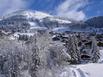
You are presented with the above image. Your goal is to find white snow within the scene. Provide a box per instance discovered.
[21,70,31,77]
[30,26,47,30]
[9,36,16,40]
[22,10,52,19]
[29,22,37,27]
[9,32,35,40]
[13,32,35,37]
[34,11,52,19]
[4,10,52,19]
[69,50,103,77]
[50,17,71,24]
[52,27,70,33]
[56,63,103,77]
[20,10,52,19]
[76,63,103,77]
[56,50,103,77]
[3,10,72,25]
[99,49,103,62]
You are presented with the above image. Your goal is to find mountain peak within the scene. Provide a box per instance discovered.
[3,10,53,19]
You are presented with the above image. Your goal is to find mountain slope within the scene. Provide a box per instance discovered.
[85,16,103,28]
[0,10,72,33]
[3,10,53,19]
[0,10,103,34]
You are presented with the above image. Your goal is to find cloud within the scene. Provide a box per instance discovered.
[0,0,28,16]
[56,0,88,21]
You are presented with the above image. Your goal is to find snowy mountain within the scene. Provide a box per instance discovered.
[84,16,103,33]
[0,10,103,34]
[4,10,53,20]
[85,16,103,28]
[0,10,72,33]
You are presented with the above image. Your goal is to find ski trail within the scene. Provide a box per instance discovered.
[70,66,89,77]
[77,68,89,77]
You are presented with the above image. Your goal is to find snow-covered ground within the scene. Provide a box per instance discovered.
[0,46,102,77]
[58,50,103,77]
[58,63,103,77]
[75,63,103,77]
[71,49,103,77]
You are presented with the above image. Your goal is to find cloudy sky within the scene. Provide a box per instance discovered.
[0,0,103,21]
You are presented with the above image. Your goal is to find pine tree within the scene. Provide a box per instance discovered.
[91,36,100,63]
[63,34,80,64]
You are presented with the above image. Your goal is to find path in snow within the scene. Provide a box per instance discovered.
[70,66,89,77]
